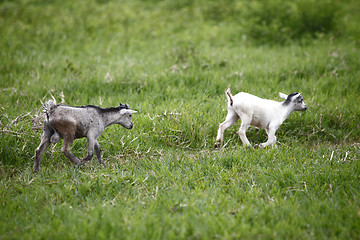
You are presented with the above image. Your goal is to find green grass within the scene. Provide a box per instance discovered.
[1,0,360,239]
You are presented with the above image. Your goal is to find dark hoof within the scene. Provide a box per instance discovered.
[78,161,86,166]
[33,164,40,173]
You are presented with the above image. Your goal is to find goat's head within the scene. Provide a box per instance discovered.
[117,104,137,129]
[279,92,307,111]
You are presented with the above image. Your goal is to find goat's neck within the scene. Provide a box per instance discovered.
[102,112,122,127]
[278,103,295,123]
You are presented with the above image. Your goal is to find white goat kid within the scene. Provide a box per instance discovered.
[34,100,137,172]
[215,87,307,148]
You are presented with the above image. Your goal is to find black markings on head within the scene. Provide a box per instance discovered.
[118,103,130,110]
[283,92,300,105]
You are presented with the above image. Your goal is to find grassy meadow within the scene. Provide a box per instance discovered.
[1,0,360,239]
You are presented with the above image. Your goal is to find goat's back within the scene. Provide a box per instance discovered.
[49,105,99,121]
[233,92,278,106]
[231,92,282,128]
[47,105,105,138]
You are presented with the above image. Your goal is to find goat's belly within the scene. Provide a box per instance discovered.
[251,117,267,129]
[251,121,265,129]
[75,127,88,138]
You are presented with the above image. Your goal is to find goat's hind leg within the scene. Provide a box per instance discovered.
[237,114,252,147]
[61,134,81,166]
[215,109,239,148]
[34,129,52,172]
[238,122,251,147]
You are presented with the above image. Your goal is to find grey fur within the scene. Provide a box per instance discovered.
[34,100,137,172]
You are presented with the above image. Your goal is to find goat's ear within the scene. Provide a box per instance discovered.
[122,109,138,114]
[119,103,131,109]
[279,92,288,100]
[293,93,301,99]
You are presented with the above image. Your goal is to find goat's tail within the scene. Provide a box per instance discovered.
[225,86,233,106]
[43,100,56,121]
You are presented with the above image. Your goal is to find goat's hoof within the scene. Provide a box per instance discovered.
[79,161,86,166]
[215,140,222,148]
[253,144,260,149]
[33,163,40,173]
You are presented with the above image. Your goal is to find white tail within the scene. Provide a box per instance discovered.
[43,100,57,121]
[225,86,233,106]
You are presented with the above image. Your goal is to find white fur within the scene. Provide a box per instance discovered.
[215,87,307,148]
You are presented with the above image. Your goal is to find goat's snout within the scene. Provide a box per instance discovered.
[301,104,307,111]
[127,123,133,129]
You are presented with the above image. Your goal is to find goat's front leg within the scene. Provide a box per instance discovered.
[81,137,96,165]
[258,128,277,148]
[215,110,239,148]
[61,134,81,166]
[94,141,105,167]
[34,130,52,172]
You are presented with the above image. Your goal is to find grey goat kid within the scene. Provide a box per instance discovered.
[34,100,137,172]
